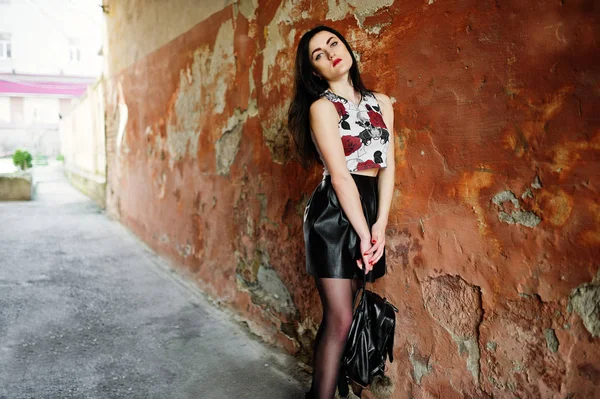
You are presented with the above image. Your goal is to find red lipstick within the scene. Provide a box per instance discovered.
[333,58,342,67]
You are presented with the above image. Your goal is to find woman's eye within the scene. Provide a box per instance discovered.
[316,53,322,60]
[332,41,337,46]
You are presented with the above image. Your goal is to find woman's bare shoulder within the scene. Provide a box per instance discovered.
[371,92,392,108]
[309,97,337,118]
[310,96,334,109]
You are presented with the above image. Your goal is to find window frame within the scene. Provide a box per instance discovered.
[69,45,81,63]
[0,40,11,60]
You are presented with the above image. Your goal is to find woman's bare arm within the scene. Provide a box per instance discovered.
[309,98,373,267]
[373,92,395,226]
[363,92,395,264]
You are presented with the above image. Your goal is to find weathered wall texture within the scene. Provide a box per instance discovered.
[101,0,237,76]
[102,0,599,397]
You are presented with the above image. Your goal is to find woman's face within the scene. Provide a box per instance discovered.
[308,31,353,82]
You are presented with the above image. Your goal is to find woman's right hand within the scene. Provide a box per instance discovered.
[357,237,374,274]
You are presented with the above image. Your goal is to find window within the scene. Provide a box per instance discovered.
[69,46,81,62]
[0,33,11,60]
[68,38,81,63]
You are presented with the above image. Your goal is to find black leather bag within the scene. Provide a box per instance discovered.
[342,271,398,387]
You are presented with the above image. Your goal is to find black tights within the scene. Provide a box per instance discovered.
[309,277,362,399]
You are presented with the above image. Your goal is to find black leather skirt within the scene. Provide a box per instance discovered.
[303,174,386,282]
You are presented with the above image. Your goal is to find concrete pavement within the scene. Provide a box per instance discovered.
[0,164,308,399]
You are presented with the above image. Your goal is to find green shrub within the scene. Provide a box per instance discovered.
[12,150,33,170]
[56,154,64,162]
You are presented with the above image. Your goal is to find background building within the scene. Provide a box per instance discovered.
[0,0,103,158]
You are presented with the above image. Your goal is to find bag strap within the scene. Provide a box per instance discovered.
[351,268,369,309]
[387,324,395,363]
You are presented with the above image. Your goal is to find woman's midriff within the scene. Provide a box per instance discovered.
[351,168,380,178]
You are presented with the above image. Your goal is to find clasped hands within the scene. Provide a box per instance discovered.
[357,219,386,274]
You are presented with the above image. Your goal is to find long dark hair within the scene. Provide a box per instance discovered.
[287,25,369,168]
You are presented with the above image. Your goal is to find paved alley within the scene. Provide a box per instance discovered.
[0,164,307,399]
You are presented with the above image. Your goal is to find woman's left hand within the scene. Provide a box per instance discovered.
[364,220,386,265]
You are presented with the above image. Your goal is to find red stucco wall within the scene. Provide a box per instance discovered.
[103,0,599,397]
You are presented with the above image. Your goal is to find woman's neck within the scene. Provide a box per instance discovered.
[328,79,360,104]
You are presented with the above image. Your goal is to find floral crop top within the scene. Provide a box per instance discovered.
[313,89,390,176]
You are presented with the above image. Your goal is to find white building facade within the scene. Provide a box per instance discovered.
[0,0,103,157]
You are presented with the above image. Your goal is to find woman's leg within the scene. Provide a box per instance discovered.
[336,277,365,397]
[309,276,360,398]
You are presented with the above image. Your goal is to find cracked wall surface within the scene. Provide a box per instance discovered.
[102,0,600,397]
[421,275,483,394]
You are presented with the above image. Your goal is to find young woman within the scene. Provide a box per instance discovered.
[287,25,395,399]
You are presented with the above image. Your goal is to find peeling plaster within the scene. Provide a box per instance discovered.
[116,80,129,157]
[568,271,600,338]
[236,251,297,316]
[492,190,541,228]
[498,209,541,228]
[364,22,392,36]
[326,0,351,21]
[262,0,297,85]
[176,242,194,258]
[237,0,258,21]
[262,110,291,164]
[216,93,258,175]
[544,328,559,353]
[166,19,236,167]
[326,0,394,26]
[216,110,246,175]
[208,19,236,78]
[492,191,521,209]
[257,265,294,311]
[148,129,165,160]
[155,172,167,199]
[248,61,257,97]
[104,0,236,74]
[422,275,483,384]
[461,336,482,383]
[214,76,228,114]
[409,345,433,385]
[260,2,299,163]
[166,47,208,165]
[521,187,534,199]
[215,122,243,175]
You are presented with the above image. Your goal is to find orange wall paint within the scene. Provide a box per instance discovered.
[103,1,600,397]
